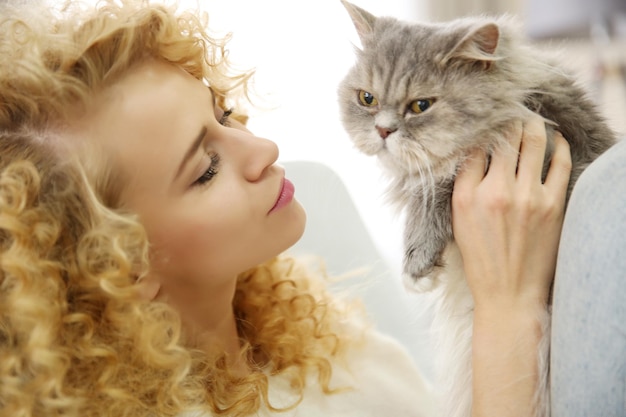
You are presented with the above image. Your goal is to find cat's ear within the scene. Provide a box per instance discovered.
[340,0,376,43]
[440,22,500,69]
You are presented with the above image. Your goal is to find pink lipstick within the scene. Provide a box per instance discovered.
[269,178,295,213]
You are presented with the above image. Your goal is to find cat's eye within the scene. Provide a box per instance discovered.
[357,90,378,107]
[409,98,435,114]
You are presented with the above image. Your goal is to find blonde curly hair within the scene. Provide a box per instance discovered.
[0,1,359,416]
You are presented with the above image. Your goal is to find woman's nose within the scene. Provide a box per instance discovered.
[234,131,279,181]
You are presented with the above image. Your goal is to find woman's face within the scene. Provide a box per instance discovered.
[74,60,306,300]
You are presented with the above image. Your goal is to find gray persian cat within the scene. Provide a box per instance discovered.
[337,1,617,416]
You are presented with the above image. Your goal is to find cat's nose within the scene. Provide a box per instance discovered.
[376,125,397,139]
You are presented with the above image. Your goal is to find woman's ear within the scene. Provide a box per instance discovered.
[135,274,161,301]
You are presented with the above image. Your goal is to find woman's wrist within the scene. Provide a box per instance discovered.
[473,300,547,365]
[473,301,547,353]
[471,302,548,417]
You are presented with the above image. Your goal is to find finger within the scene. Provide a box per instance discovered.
[517,113,548,180]
[543,132,572,199]
[455,148,488,188]
[488,119,523,175]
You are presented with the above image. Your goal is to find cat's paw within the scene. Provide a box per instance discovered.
[402,243,462,293]
[402,247,445,292]
[402,271,439,293]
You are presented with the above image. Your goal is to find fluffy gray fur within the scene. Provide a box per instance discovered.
[337,1,617,416]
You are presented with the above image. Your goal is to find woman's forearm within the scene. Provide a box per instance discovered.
[471,302,547,417]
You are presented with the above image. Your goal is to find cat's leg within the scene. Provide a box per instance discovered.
[402,179,454,292]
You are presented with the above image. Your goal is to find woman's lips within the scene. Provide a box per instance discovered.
[268,177,295,213]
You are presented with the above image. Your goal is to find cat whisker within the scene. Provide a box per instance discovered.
[405,147,435,226]
[423,154,437,212]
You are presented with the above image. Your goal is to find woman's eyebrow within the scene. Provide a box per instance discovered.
[174,125,207,181]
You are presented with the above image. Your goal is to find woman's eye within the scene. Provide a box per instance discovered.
[219,108,233,126]
[193,153,220,187]
[409,98,435,114]
[357,90,378,107]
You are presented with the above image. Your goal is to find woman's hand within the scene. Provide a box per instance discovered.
[452,113,572,310]
[452,113,572,417]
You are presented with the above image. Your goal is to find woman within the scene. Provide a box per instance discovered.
[0,1,572,416]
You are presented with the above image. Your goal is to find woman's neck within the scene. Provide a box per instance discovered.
[158,278,247,372]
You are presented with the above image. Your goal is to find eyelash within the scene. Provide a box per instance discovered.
[191,108,233,187]
[219,108,233,126]
[193,153,221,187]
